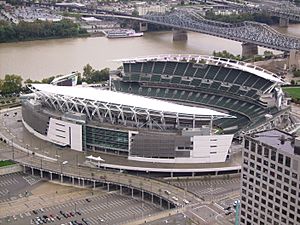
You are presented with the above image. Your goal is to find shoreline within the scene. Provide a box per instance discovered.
[0,33,91,45]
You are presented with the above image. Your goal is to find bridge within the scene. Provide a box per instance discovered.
[87,10,300,53]
[208,0,300,25]
[27,1,300,54]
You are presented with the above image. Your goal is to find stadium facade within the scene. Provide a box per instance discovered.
[22,54,292,165]
[23,83,235,164]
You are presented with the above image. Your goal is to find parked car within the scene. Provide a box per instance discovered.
[172,196,178,201]
[225,210,233,215]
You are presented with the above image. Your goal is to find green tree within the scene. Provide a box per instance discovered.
[132,9,139,17]
[83,64,94,82]
[97,68,109,82]
[76,72,83,85]
[253,55,263,62]
[24,78,33,84]
[24,78,41,84]
[1,74,22,95]
[263,51,274,60]
[213,50,242,61]
[0,19,88,43]
[291,79,296,85]
[293,70,300,78]
[41,76,55,84]
[205,11,277,24]
[82,64,109,84]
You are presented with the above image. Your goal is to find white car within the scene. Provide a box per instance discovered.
[183,199,189,204]
[164,190,171,195]
[172,196,178,201]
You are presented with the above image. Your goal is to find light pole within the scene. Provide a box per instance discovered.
[61,161,68,174]
[26,144,29,156]
[11,138,14,160]
[234,201,240,225]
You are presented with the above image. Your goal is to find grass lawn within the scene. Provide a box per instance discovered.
[282,87,300,99]
[0,160,15,167]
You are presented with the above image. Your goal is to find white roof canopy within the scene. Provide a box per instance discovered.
[31,84,231,118]
[86,155,105,162]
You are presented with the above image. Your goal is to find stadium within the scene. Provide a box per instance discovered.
[21,54,294,173]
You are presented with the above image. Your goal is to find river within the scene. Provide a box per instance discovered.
[0,24,300,80]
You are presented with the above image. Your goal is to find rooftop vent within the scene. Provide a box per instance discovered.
[279,135,286,145]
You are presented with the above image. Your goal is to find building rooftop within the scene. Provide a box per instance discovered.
[252,129,295,155]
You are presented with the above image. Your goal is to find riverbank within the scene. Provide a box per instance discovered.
[0,19,88,43]
[0,33,90,44]
[0,23,299,80]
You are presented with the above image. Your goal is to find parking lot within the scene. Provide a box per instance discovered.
[1,192,162,225]
[0,172,41,203]
[167,177,240,225]
[171,177,240,201]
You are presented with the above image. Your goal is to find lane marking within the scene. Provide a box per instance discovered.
[214,203,224,210]
[189,210,206,222]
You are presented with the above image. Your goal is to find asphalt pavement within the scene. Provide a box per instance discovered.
[1,192,161,225]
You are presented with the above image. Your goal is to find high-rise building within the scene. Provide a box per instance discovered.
[241,129,300,225]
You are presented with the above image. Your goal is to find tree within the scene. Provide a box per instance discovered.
[41,76,55,84]
[82,64,109,84]
[293,70,300,78]
[1,74,22,95]
[24,78,33,84]
[263,51,274,60]
[132,9,139,17]
[83,64,94,82]
[0,19,88,43]
[24,78,41,84]
[213,50,242,61]
[76,73,83,85]
[0,79,3,93]
[97,68,109,82]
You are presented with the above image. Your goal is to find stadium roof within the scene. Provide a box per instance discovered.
[51,73,77,85]
[116,54,285,84]
[31,84,232,118]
